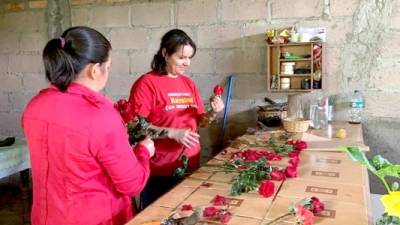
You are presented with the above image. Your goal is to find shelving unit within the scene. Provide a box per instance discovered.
[266,42,325,92]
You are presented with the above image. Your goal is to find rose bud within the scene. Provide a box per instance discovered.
[213,85,224,96]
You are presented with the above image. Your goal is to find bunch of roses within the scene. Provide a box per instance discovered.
[266,197,325,225]
[180,195,232,224]
[232,149,282,162]
[114,99,135,123]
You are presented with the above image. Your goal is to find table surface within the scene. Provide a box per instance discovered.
[0,137,30,179]
[126,122,372,225]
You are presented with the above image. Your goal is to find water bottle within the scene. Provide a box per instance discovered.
[349,90,365,124]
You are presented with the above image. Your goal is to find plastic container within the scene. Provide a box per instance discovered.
[281,62,295,75]
[349,90,365,124]
[280,78,290,89]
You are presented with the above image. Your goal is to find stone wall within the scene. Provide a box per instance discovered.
[0,0,400,193]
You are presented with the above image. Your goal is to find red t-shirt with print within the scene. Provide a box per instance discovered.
[129,71,205,176]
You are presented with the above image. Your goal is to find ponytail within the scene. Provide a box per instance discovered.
[42,26,111,92]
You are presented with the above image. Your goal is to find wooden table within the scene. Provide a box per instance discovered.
[126,122,372,225]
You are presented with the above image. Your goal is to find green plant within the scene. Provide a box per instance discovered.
[343,146,400,225]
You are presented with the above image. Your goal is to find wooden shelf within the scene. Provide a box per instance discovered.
[266,42,325,93]
[280,58,311,62]
[280,74,311,77]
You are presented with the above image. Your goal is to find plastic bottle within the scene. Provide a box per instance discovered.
[349,90,365,124]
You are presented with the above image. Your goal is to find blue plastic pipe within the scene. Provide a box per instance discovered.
[220,74,235,147]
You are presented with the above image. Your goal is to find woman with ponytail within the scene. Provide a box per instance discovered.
[128,29,225,209]
[22,26,155,225]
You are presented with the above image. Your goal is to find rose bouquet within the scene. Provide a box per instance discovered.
[343,146,400,225]
[265,197,325,225]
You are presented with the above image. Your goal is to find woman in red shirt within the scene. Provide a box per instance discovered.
[22,26,154,225]
[129,29,224,209]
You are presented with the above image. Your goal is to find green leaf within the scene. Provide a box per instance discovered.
[342,146,376,172]
[372,155,392,170]
[376,165,400,178]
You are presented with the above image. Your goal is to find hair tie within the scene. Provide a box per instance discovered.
[59,37,65,49]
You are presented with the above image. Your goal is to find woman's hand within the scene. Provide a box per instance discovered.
[138,137,155,157]
[210,96,224,113]
[167,128,200,148]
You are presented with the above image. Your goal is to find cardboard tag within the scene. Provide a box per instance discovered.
[316,158,341,164]
[316,209,336,218]
[311,170,340,178]
[305,186,338,195]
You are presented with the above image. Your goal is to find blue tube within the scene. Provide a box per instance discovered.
[220,75,235,147]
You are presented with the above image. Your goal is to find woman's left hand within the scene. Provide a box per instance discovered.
[210,96,224,113]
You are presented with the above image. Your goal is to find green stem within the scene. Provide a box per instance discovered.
[376,174,391,193]
[264,212,292,225]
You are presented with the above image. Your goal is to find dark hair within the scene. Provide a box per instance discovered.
[151,29,196,75]
[42,26,112,92]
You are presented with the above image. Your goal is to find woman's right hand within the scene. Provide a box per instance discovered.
[167,128,200,148]
[138,137,155,157]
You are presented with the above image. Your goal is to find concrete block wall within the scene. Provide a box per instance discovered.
[1,1,400,191]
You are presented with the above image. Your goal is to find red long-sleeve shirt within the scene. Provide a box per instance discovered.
[22,83,150,225]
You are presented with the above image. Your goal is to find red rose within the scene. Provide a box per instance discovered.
[219,211,232,224]
[181,204,193,211]
[212,195,227,206]
[289,157,300,167]
[295,205,314,225]
[213,85,224,96]
[288,150,300,158]
[258,180,275,198]
[114,99,135,123]
[270,169,285,181]
[310,197,325,214]
[285,166,298,178]
[295,140,308,151]
[203,207,218,217]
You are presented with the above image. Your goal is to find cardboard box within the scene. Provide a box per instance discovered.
[296,165,363,185]
[125,206,171,225]
[300,151,362,170]
[278,179,366,205]
[266,196,369,225]
[152,185,197,208]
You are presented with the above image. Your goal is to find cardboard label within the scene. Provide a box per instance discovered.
[311,170,340,178]
[210,197,243,206]
[305,186,338,195]
[316,158,342,164]
[316,209,336,218]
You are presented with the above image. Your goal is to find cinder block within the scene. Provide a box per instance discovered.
[20,32,48,52]
[28,1,47,9]
[130,51,153,74]
[105,0,129,3]
[72,8,89,26]
[0,93,11,112]
[366,91,400,118]
[105,74,135,96]
[0,55,8,72]
[301,18,353,47]
[91,5,130,27]
[131,3,172,26]
[390,1,400,29]
[216,48,262,73]
[191,74,229,99]
[0,11,46,32]
[197,25,241,48]
[243,20,268,47]
[177,0,217,25]
[369,58,400,90]
[381,31,400,58]
[271,0,323,19]
[22,73,48,93]
[10,93,34,112]
[71,0,94,6]
[0,111,24,136]
[110,28,149,50]
[9,55,43,73]
[110,51,130,74]
[326,47,343,79]
[221,0,268,21]
[232,74,268,99]
[187,50,215,74]
[1,74,23,92]
[148,27,196,50]
[331,0,359,17]
[0,31,19,54]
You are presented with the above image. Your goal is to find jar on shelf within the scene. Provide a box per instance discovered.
[281,62,295,75]
[280,78,290,89]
